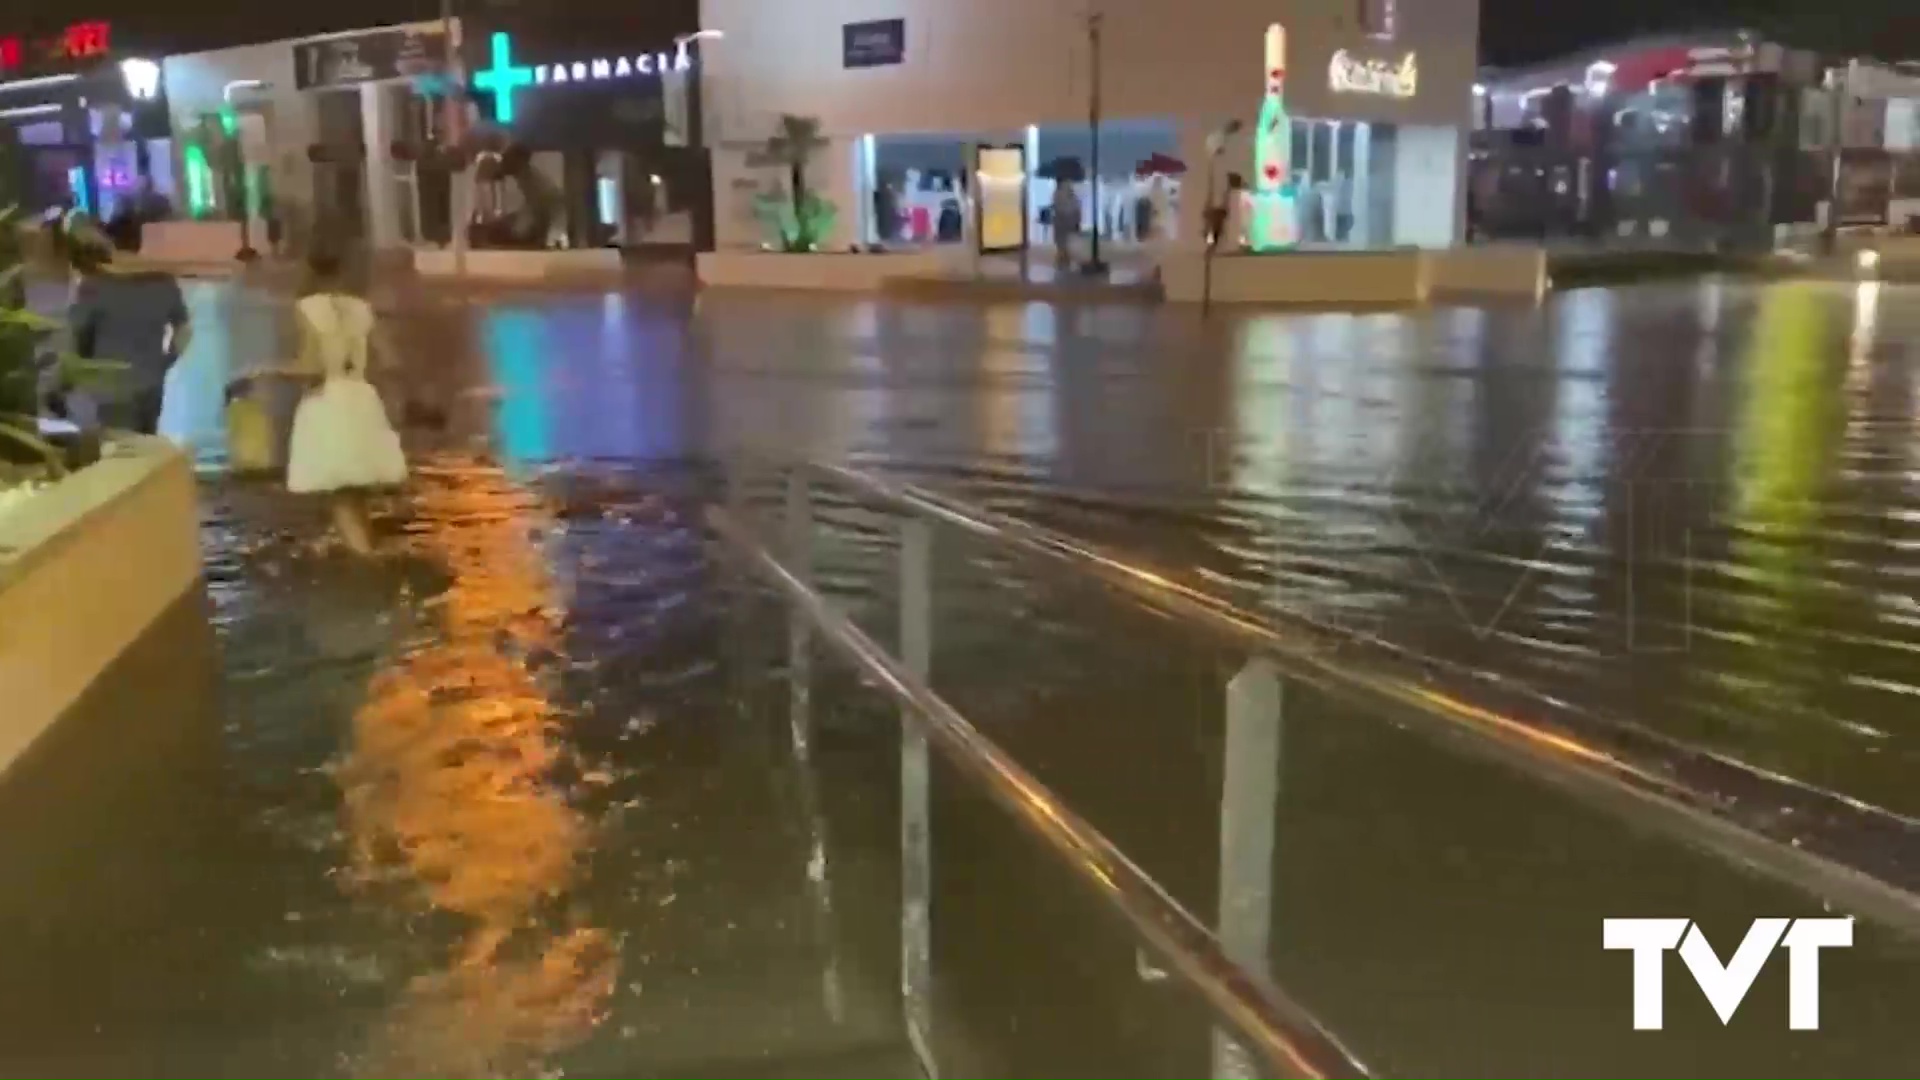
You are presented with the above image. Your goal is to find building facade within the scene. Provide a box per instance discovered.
[1471,32,1920,245]
[1,20,174,221]
[458,4,713,251]
[161,20,457,255]
[697,0,1479,255]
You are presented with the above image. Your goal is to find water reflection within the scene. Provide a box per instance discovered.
[338,459,614,1076]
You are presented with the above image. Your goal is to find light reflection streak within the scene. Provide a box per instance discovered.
[1715,284,1851,738]
[339,459,613,1076]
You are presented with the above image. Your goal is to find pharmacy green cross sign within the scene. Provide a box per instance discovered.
[472,31,534,124]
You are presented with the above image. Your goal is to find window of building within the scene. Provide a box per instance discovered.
[1359,0,1397,39]
[14,120,65,146]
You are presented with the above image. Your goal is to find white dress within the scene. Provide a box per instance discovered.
[285,293,408,494]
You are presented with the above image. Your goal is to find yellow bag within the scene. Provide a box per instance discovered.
[226,393,276,474]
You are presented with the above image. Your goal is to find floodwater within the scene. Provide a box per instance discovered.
[4,276,1920,1076]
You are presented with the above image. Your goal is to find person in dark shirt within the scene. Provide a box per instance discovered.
[69,216,192,435]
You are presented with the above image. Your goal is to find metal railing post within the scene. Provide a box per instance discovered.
[723,456,752,717]
[900,517,937,1077]
[1213,658,1284,1080]
[787,470,815,750]
[785,468,845,1023]
[705,504,1367,1079]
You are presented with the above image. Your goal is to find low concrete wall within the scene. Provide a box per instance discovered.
[0,438,201,775]
[414,247,624,281]
[1423,245,1549,301]
[696,249,952,291]
[1162,249,1426,306]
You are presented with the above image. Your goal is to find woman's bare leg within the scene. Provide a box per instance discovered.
[331,491,375,556]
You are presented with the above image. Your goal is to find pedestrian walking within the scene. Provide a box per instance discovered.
[68,215,192,435]
[1052,179,1082,267]
[283,249,407,556]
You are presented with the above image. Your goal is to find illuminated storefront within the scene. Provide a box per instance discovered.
[1461,31,1920,246]
[0,20,176,220]
[461,16,713,250]
[697,0,1478,256]
[162,20,458,252]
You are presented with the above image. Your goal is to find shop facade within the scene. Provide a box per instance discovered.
[697,0,1479,258]
[1470,32,1830,247]
[160,19,456,256]
[0,20,175,221]
[457,7,714,253]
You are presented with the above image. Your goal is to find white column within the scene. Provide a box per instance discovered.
[1174,120,1217,254]
[1352,122,1373,246]
[1024,124,1041,247]
[816,135,859,251]
[359,83,402,250]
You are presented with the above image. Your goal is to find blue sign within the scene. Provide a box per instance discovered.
[842,19,905,69]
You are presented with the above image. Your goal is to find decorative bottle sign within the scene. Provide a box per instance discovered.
[1249,23,1299,252]
[1328,50,1418,98]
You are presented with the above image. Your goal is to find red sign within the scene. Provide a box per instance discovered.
[0,21,111,75]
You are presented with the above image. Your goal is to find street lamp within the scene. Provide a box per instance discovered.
[222,79,269,261]
[1200,119,1244,315]
[1082,11,1107,277]
[674,28,724,59]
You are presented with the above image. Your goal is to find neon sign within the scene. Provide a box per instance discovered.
[1250,23,1298,251]
[473,30,696,125]
[0,21,111,75]
[472,32,534,124]
[1329,50,1417,98]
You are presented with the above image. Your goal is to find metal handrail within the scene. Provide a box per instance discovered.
[811,462,1920,938]
[708,506,1371,1080]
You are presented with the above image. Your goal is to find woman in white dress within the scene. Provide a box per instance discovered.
[285,251,407,556]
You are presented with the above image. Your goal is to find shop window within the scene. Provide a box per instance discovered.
[1358,0,1397,39]
[14,120,64,146]
[1893,154,1920,199]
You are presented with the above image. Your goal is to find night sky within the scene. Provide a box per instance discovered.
[6,0,1919,68]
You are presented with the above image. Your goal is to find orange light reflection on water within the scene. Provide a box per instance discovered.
[338,459,615,1077]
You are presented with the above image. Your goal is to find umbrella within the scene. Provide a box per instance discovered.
[1035,156,1086,183]
[1135,152,1187,177]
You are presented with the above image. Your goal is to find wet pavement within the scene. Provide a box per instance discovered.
[5,276,1920,1075]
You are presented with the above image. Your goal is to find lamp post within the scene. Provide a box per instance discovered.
[1201,119,1243,316]
[669,29,723,247]
[439,0,469,275]
[1082,10,1108,276]
[222,79,269,261]
[670,29,723,148]
[1821,63,1847,256]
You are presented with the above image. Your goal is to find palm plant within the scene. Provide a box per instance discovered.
[1,207,56,470]
[1,206,120,477]
[748,114,837,251]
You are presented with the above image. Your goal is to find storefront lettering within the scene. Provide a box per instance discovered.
[475,30,696,123]
[533,49,689,86]
[1328,49,1417,98]
[0,20,111,75]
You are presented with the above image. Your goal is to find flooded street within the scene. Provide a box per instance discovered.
[5,276,1920,1076]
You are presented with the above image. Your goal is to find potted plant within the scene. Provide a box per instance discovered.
[1,205,120,483]
[749,114,837,252]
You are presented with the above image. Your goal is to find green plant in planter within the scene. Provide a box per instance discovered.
[748,114,837,252]
[0,207,120,477]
